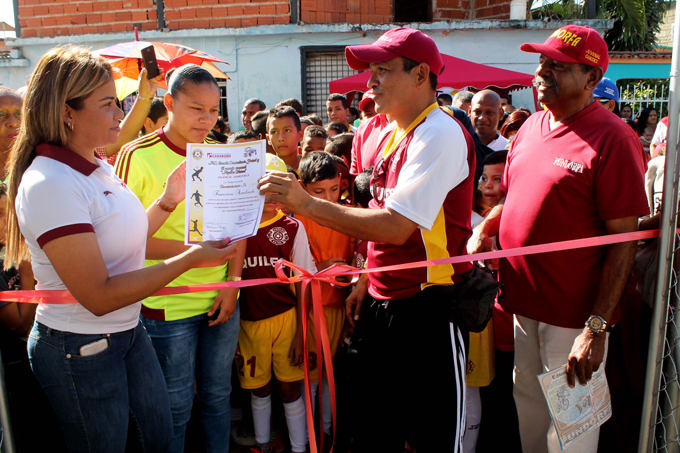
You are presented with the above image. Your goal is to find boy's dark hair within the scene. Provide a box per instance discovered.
[214,116,228,134]
[244,98,266,111]
[327,122,348,135]
[267,106,301,133]
[349,107,359,118]
[250,110,269,139]
[227,130,257,144]
[303,125,328,140]
[402,57,438,92]
[276,98,304,116]
[353,168,373,207]
[325,133,353,163]
[168,64,219,96]
[306,114,323,126]
[300,117,314,126]
[483,150,508,166]
[437,93,453,105]
[298,151,339,184]
[286,166,299,179]
[141,98,167,135]
[326,93,348,109]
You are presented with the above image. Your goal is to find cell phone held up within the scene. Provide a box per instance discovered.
[140,45,160,80]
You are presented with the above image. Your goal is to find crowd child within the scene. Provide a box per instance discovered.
[300,116,314,133]
[9,47,237,453]
[474,150,522,453]
[260,27,475,452]
[499,110,530,148]
[296,152,357,442]
[306,114,324,126]
[325,132,353,167]
[637,106,659,137]
[326,93,355,132]
[276,98,304,116]
[347,106,359,125]
[651,115,669,158]
[250,109,278,156]
[141,97,169,136]
[326,121,348,138]
[300,125,328,155]
[209,115,230,143]
[115,64,246,453]
[437,93,453,106]
[268,106,303,169]
[229,129,258,144]
[640,126,654,156]
[621,103,633,119]
[349,109,388,176]
[238,153,316,453]
[352,168,373,209]
[242,98,267,132]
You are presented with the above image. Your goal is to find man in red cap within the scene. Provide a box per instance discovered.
[260,27,476,451]
[350,90,388,176]
[470,25,649,452]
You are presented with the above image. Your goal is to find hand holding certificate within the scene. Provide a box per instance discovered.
[185,140,267,245]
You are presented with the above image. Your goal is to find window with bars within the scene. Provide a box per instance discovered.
[300,46,363,118]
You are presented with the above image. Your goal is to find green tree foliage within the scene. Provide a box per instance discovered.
[602,0,664,51]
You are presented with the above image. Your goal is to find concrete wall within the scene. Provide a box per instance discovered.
[1,20,611,122]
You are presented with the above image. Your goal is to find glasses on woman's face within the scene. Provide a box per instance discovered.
[371,157,387,206]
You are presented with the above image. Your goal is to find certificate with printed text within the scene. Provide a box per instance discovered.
[184,140,266,245]
[538,364,612,450]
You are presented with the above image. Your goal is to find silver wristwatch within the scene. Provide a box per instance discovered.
[585,315,608,334]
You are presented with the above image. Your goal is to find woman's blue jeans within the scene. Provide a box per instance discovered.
[141,305,240,453]
[28,321,173,453]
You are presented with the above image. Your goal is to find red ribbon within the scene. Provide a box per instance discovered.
[0,227,662,453]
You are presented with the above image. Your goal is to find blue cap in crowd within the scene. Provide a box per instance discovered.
[594,77,619,102]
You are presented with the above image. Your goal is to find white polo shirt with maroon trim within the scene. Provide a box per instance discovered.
[17,144,148,334]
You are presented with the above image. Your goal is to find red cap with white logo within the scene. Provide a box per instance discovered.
[345,28,445,76]
[520,25,609,73]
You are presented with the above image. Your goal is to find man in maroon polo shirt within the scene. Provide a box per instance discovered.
[470,25,649,452]
[260,28,476,452]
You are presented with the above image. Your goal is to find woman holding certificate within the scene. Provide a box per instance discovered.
[115,64,246,453]
[5,47,238,452]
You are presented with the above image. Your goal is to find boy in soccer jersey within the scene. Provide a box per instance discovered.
[237,154,317,453]
[267,106,303,170]
[295,152,357,438]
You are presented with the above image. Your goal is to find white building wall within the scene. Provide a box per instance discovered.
[1,20,611,124]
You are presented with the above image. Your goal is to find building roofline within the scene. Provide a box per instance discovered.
[7,19,614,47]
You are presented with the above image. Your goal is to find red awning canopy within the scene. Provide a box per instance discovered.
[329,53,535,95]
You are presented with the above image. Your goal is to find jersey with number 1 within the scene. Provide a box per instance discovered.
[240,211,316,322]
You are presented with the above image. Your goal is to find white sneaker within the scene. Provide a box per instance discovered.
[231,420,257,446]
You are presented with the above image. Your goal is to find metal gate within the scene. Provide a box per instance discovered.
[300,46,363,118]
[618,79,670,119]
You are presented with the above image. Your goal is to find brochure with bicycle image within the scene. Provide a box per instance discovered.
[538,364,612,450]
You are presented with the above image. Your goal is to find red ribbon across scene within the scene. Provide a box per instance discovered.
[0,228,662,453]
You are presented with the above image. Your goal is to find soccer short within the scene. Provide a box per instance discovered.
[237,307,304,389]
[307,305,345,381]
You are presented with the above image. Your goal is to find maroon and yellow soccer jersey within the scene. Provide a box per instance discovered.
[297,215,356,308]
[368,107,476,301]
[240,211,316,321]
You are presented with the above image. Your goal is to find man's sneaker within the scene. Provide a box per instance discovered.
[231,420,257,446]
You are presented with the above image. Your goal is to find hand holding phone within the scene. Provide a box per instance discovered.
[140,45,160,80]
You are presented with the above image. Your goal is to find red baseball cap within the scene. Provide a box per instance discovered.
[345,28,444,76]
[520,25,609,73]
[359,90,375,111]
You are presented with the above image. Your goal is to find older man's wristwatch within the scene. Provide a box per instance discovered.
[585,315,609,334]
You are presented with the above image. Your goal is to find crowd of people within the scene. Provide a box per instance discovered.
[0,23,666,453]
